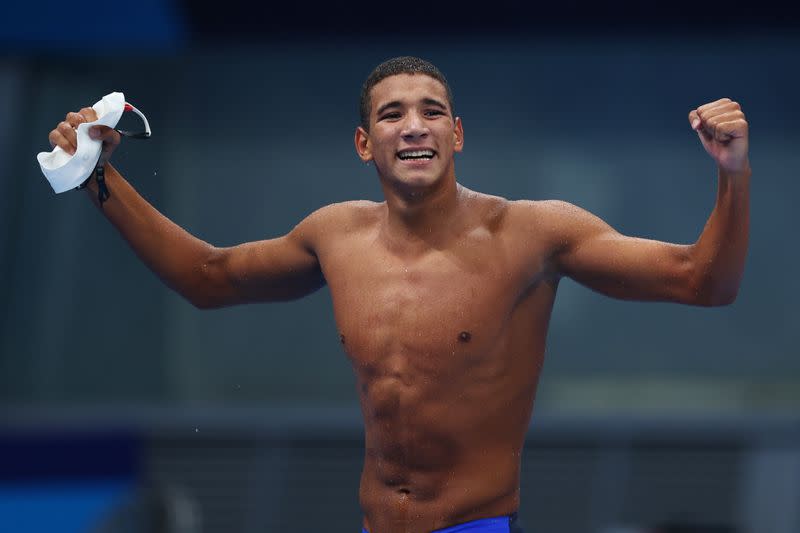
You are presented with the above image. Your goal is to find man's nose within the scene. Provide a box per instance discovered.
[401,112,429,140]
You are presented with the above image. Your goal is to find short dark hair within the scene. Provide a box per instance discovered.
[359,56,454,131]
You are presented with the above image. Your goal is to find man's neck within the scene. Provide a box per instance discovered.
[379,175,465,253]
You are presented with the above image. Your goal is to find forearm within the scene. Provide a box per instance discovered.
[690,165,750,305]
[83,163,217,306]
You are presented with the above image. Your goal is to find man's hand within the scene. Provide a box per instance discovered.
[48,107,121,163]
[688,98,749,175]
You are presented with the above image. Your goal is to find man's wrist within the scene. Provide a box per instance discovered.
[75,163,111,205]
[76,170,95,190]
[719,162,751,181]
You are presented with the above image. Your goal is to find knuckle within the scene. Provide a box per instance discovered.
[79,108,96,120]
[57,121,72,133]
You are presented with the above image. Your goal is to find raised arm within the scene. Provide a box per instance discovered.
[48,106,326,309]
[547,98,750,306]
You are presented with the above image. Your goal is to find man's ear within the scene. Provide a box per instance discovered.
[453,117,464,153]
[355,126,373,162]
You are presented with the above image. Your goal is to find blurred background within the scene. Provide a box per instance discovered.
[1,1,799,532]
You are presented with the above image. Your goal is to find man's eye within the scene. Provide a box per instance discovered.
[425,110,445,117]
[381,112,401,120]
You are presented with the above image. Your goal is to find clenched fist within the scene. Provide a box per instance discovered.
[48,107,121,163]
[688,98,749,176]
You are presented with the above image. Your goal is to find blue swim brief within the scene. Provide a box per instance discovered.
[361,512,523,533]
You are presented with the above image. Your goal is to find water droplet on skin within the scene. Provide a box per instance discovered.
[153,171,157,176]
[194,428,199,433]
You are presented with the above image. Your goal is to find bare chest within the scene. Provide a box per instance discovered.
[320,232,539,377]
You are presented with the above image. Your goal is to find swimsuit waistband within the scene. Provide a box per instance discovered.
[361,512,519,533]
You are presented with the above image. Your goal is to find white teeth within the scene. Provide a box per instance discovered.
[398,150,435,160]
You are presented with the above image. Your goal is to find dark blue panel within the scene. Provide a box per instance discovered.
[0,430,141,482]
[0,0,185,51]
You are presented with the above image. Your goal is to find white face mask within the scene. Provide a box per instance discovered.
[36,92,151,194]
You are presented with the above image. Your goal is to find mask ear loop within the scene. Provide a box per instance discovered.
[116,103,152,139]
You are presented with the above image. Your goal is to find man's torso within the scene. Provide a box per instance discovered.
[311,191,560,532]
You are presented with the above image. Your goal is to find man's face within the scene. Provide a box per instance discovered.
[355,73,463,190]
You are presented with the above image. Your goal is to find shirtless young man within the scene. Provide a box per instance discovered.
[47,57,750,533]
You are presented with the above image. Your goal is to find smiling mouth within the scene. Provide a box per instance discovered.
[396,149,436,161]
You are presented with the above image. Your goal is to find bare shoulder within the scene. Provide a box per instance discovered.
[503,198,615,263]
[292,200,384,247]
[503,198,572,236]
[507,198,581,223]
[300,199,383,228]
[459,189,584,238]
[507,199,607,234]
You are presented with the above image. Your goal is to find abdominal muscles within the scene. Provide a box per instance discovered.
[353,324,537,507]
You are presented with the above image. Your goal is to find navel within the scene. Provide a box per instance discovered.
[458,331,472,342]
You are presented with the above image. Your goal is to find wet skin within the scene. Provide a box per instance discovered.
[52,73,749,533]
[318,193,557,533]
